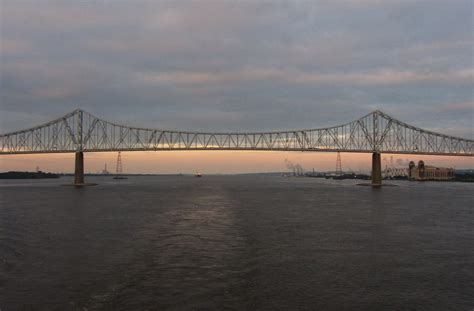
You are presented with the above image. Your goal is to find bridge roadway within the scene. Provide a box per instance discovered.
[0,109,472,186]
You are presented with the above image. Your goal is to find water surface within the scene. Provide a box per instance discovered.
[1,176,473,310]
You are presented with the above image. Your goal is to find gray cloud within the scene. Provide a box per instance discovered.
[1,0,472,137]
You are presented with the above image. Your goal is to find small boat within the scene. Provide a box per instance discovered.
[113,175,128,180]
[195,172,202,177]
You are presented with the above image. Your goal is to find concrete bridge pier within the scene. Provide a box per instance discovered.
[74,151,85,185]
[70,152,97,187]
[371,152,382,187]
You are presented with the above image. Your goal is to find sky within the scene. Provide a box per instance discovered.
[0,0,473,173]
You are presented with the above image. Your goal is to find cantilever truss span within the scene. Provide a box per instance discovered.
[0,109,472,156]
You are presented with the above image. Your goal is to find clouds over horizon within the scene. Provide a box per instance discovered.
[1,0,473,137]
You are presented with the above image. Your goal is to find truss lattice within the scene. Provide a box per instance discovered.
[0,109,472,156]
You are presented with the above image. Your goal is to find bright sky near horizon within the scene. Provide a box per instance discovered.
[0,0,473,173]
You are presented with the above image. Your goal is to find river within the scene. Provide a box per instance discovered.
[1,176,473,310]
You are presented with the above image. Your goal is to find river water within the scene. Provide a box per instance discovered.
[0,176,473,310]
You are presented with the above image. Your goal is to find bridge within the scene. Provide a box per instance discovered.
[1,109,472,186]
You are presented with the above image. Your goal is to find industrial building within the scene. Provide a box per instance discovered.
[408,161,455,181]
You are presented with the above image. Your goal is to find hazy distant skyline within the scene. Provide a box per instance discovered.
[1,0,473,172]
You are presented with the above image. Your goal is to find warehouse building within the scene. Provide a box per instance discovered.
[408,160,455,181]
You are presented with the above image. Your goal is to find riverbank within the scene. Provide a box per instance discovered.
[0,171,59,179]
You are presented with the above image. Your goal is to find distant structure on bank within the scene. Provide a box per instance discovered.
[382,156,408,178]
[116,152,123,175]
[113,151,127,179]
[335,152,342,176]
[101,164,110,175]
[284,159,304,176]
[383,167,408,178]
[408,161,455,181]
[293,166,304,176]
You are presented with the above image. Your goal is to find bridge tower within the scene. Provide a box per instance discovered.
[370,111,383,187]
[74,110,85,185]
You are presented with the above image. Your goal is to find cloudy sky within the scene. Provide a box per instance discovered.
[0,0,473,173]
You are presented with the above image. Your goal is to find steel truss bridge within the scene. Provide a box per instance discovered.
[1,109,472,186]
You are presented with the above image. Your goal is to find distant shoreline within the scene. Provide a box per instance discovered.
[1,171,473,182]
[0,171,60,179]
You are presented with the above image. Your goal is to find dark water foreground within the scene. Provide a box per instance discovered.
[1,176,473,310]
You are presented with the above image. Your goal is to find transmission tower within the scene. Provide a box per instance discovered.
[336,152,342,176]
[116,151,123,175]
